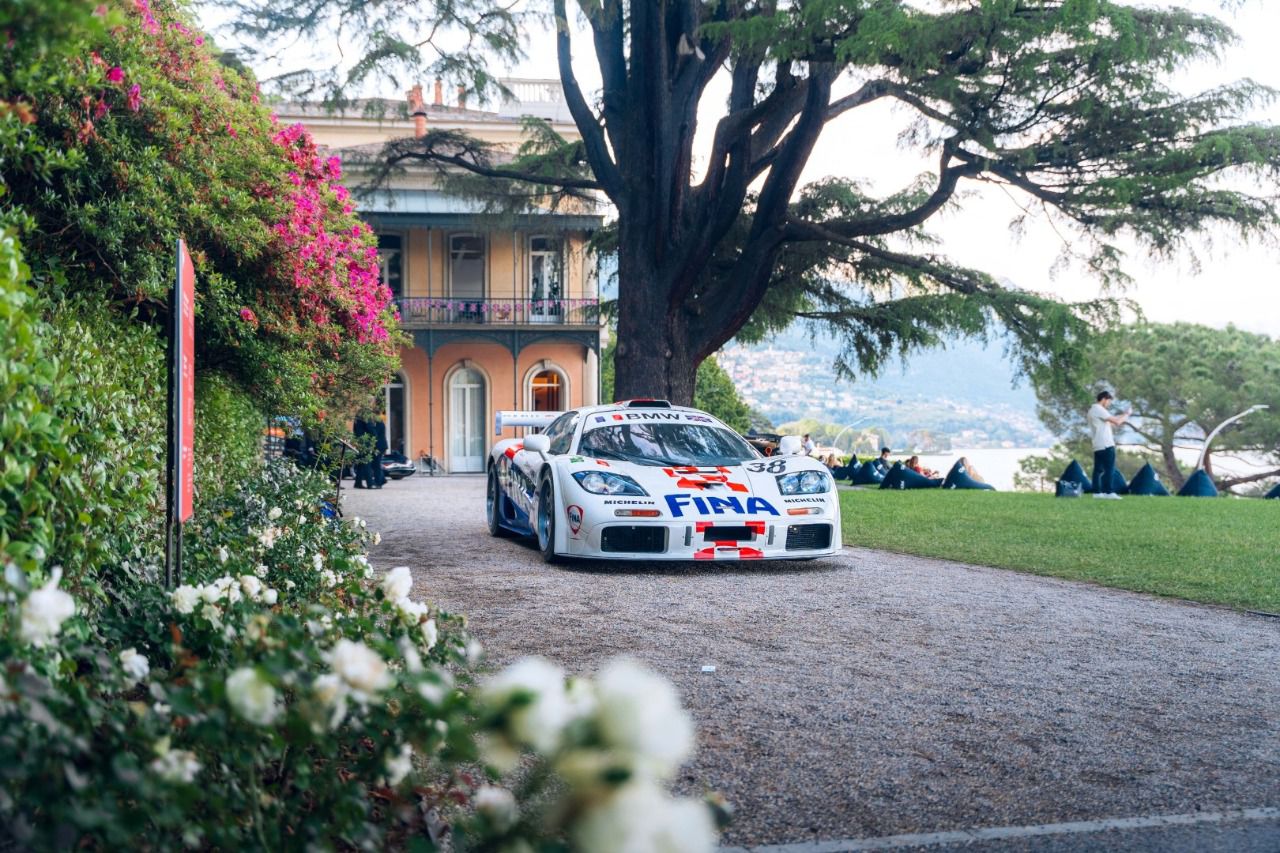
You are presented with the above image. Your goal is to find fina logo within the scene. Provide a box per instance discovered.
[664,494,779,517]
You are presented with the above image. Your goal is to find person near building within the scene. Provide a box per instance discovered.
[352,416,374,489]
[372,414,389,489]
[1088,390,1131,499]
[801,434,816,455]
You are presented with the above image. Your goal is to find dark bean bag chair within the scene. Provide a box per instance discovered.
[942,458,996,491]
[1177,468,1219,498]
[1106,467,1129,495]
[1058,459,1093,494]
[879,461,943,490]
[1266,482,1280,500]
[850,459,886,485]
[1055,479,1084,498]
[1126,463,1170,497]
[832,462,857,483]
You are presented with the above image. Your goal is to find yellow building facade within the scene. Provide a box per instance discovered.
[279,81,605,473]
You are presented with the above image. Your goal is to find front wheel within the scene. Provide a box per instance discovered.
[487,468,510,538]
[536,475,561,563]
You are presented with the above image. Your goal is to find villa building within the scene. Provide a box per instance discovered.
[278,80,605,473]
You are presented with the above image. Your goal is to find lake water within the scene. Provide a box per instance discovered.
[913,448,1048,492]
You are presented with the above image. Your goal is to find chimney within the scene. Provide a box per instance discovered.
[406,84,427,137]
[457,85,467,110]
[433,78,443,106]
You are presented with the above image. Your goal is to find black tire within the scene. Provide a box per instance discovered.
[536,473,561,563]
[486,467,510,538]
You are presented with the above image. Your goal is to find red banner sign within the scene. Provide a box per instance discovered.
[175,240,195,522]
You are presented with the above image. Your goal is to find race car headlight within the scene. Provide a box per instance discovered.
[572,471,648,496]
[777,470,831,495]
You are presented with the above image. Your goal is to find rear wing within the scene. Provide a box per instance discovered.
[495,410,563,435]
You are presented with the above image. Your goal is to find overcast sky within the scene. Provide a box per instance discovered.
[213,1,1280,338]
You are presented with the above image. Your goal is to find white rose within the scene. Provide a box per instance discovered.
[311,672,348,730]
[171,585,200,614]
[197,583,222,604]
[384,743,413,786]
[200,602,223,628]
[119,648,150,684]
[395,597,428,625]
[239,575,263,600]
[257,527,278,549]
[19,571,76,646]
[225,667,280,726]
[594,659,693,779]
[268,507,282,520]
[479,658,571,756]
[380,566,413,602]
[262,588,279,606]
[150,748,202,784]
[312,553,324,572]
[297,514,306,526]
[571,784,716,853]
[372,532,381,545]
[474,786,518,831]
[398,636,423,673]
[255,563,269,578]
[217,546,229,564]
[420,618,438,650]
[320,569,338,588]
[327,639,392,696]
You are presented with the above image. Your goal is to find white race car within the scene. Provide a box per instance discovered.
[486,400,843,562]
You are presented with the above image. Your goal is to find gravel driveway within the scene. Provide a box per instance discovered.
[344,475,1280,849]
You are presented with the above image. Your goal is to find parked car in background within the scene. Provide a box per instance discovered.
[381,451,417,480]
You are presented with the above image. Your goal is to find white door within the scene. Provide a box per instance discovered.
[449,368,486,473]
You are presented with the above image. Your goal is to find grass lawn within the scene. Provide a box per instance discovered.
[838,488,1280,612]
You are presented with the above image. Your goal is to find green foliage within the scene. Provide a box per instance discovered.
[839,489,1280,612]
[1030,322,1280,491]
[1,458,719,850]
[2,0,401,423]
[0,233,164,594]
[195,372,265,502]
[601,340,752,430]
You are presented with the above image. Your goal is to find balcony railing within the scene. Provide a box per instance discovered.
[394,297,600,327]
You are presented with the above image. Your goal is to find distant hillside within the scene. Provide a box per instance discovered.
[720,323,1052,449]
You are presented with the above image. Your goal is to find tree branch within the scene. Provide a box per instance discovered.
[554,0,623,199]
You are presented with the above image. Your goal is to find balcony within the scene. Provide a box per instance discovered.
[394,297,601,329]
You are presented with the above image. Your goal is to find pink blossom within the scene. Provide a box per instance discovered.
[226,123,237,138]
[106,66,125,83]
[127,84,141,112]
[239,308,258,324]
[93,99,110,119]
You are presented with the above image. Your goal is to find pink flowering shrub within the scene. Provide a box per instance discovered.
[1,0,401,419]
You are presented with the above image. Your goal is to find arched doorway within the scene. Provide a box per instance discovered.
[382,373,407,456]
[448,367,486,472]
[530,369,563,412]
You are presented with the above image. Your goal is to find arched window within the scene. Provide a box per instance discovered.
[530,369,562,412]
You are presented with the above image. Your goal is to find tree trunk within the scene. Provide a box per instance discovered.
[1160,443,1185,489]
[611,232,700,405]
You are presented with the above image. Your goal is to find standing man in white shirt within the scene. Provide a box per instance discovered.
[1088,391,1131,498]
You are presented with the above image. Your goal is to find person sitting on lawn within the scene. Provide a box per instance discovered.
[906,455,939,478]
[873,447,892,474]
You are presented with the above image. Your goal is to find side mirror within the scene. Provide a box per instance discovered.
[522,434,551,455]
[777,435,802,456]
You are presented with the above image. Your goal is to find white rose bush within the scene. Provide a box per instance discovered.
[0,460,723,850]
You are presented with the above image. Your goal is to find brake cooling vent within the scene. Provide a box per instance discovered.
[785,523,832,551]
[600,525,667,554]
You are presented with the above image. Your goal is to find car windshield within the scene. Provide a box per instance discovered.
[577,423,759,467]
